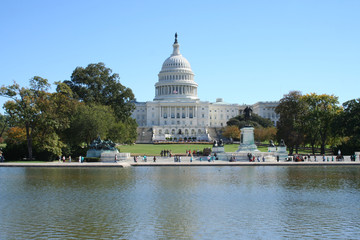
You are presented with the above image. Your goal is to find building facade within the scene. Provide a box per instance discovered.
[131,35,279,142]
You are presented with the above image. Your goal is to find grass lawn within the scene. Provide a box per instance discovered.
[118,144,268,156]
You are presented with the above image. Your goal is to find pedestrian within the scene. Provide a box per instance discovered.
[69,156,71,163]
[262,156,265,162]
[179,156,181,162]
[276,155,279,162]
[322,154,325,162]
[62,156,65,162]
[332,156,334,161]
[134,156,137,162]
[257,156,260,162]
[190,156,193,162]
[153,156,156,162]
[143,155,147,162]
[79,156,82,163]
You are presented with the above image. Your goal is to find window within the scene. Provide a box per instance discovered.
[163,113,167,118]
[176,113,180,118]
[202,114,205,118]
[182,113,185,118]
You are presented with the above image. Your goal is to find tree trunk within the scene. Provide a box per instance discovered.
[25,123,33,160]
[320,143,325,155]
[289,147,294,155]
[311,144,315,155]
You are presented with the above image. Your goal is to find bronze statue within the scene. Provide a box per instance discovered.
[174,32,178,44]
[213,140,218,147]
[219,139,224,147]
[89,136,116,150]
[244,106,253,124]
[269,140,275,147]
[279,139,286,147]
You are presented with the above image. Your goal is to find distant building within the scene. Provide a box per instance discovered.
[252,101,280,126]
[131,34,279,142]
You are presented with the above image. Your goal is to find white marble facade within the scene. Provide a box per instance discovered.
[131,34,279,141]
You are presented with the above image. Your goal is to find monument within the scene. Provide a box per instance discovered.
[212,139,225,153]
[86,136,129,162]
[276,139,288,160]
[236,106,259,152]
[268,140,277,152]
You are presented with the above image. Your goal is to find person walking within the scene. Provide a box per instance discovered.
[69,156,71,163]
[153,156,156,162]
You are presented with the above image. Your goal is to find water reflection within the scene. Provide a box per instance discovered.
[0,166,360,239]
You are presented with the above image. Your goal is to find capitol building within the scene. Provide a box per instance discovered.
[131,34,279,143]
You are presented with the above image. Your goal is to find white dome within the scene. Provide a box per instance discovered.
[161,52,192,71]
[154,34,198,101]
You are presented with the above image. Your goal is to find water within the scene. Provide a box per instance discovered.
[0,166,359,239]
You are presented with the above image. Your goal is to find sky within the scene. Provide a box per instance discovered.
[1,0,359,114]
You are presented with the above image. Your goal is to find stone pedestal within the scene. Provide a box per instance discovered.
[236,126,259,152]
[212,146,225,153]
[276,146,288,161]
[268,147,277,152]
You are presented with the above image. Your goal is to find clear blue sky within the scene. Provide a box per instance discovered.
[1,0,359,114]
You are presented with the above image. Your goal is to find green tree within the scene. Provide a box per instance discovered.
[301,93,341,154]
[0,77,50,159]
[33,82,78,157]
[0,113,10,141]
[275,91,305,154]
[65,103,117,146]
[64,62,135,121]
[334,98,360,154]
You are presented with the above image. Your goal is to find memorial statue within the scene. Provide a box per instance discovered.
[219,139,224,147]
[279,139,286,147]
[89,136,116,151]
[174,32,178,44]
[213,140,218,147]
[244,106,253,125]
[269,140,275,147]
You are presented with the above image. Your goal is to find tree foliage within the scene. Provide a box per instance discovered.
[0,77,50,159]
[334,98,360,154]
[254,127,277,142]
[301,93,341,154]
[64,62,135,121]
[275,91,305,154]
[222,125,241,140]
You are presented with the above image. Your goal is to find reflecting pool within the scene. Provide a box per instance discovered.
[0,166,359,239]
